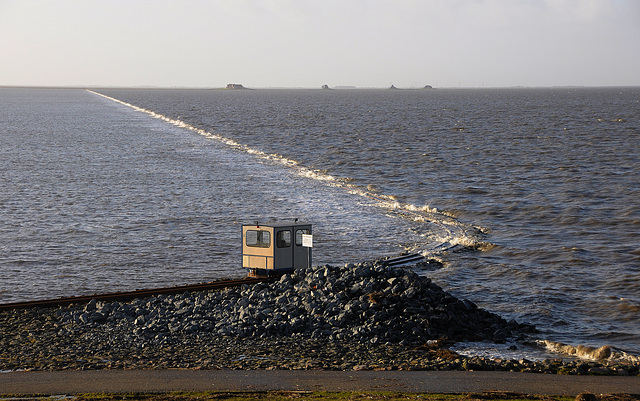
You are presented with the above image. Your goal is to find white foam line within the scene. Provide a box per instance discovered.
[87,89,479,256]
[87,90,339,183]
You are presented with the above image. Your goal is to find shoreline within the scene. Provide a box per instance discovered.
[1,261,638,375]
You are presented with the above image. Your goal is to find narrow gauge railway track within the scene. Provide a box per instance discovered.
[382,253,426,267]
[1,254,426,311]
[0,277,273,311]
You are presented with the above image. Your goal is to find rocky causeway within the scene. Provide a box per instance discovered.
[1,260,638,375]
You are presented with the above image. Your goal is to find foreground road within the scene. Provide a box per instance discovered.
[2,370,640,395]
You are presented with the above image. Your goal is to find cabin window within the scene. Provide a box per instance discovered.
[246,230,271,248]
[277,230,291,248]
[295,229,310,246]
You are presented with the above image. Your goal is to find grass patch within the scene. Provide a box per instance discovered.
[6,393,640,401]
[3,392,580,401]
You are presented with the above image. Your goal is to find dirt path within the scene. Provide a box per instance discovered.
[2,370,640,396]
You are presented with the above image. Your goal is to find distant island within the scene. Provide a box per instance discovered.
[389,84,434,90]
[226,83,247,89]
[220,84,434,90]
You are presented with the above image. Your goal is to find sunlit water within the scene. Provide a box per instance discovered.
[1,87,638,360]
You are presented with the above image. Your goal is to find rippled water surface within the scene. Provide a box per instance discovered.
[1,87,639,357]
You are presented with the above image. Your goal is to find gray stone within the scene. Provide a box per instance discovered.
[27,261,634,374]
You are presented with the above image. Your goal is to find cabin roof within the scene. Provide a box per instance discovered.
[242,221,311,228]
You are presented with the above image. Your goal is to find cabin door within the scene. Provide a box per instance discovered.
[273,227,294,270]
[293,225,312,269]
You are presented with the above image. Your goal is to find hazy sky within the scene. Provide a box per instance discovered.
[1,0,639,88]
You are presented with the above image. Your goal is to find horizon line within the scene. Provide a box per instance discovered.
[3,84,640,90]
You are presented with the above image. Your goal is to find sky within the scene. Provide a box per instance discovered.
[1,0,639,88]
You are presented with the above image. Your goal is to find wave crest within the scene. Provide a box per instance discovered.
[88,89,488,259]
[541,340,640,363]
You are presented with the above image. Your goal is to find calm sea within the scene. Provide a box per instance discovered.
[1,87,638,359]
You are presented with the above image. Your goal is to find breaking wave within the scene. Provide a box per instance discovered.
[541,340,640,363]
[88,90,486,258]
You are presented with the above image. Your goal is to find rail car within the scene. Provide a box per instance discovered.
[242,221,312,277]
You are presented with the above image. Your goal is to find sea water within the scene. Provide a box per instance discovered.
[1,87,638,360]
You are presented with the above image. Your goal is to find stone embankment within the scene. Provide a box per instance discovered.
[1,261,638,375]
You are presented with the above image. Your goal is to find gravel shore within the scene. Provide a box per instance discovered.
[1,260,638,375]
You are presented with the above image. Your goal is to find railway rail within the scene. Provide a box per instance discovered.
[0,277,273,311]
[382,253,426,267]
[1,254,429,312]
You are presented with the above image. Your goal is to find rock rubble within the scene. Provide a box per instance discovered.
[1,261,638,374]
[57,262,531,346]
